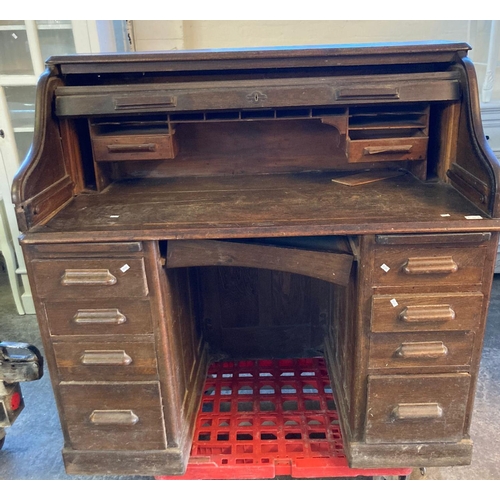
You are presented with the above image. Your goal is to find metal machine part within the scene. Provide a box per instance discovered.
[0,342,43,450]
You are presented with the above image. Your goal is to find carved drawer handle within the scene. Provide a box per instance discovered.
[90,410,139,426]
[399,305,455,323]
[395,341,449,359]
[392,403,443,420]
[363,145,413,155]
[402,256,458,275]
[81,350,132,366]
[61,269,117,286]
[107,143,157,154]
[73,308,127,325]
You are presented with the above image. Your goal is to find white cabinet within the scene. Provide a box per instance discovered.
[0,20,129,314]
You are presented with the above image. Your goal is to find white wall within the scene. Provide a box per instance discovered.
[132,20,500,156]
[133,20,470,50]
[132,20,499,101]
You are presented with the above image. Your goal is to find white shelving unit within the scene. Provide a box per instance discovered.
[0,20,129,314]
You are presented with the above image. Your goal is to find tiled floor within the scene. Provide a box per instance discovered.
[1,267,499,480]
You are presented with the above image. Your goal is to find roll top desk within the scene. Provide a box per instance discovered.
[12,42,500,476]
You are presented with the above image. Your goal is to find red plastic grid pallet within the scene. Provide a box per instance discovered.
[157,358,412,480]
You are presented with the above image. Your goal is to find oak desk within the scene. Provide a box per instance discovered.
[12,42,500,476]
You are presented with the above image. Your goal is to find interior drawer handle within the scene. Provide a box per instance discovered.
[392,403,443,420]
[363,145,413,155]
[106,143,157,154]
[113,95,177,110]
[395,341,449,359]
[73,308,127,325]
[61,269,117,286]
[336,87,399,100]
[402,256,458,275]
[90,410,139,426]
[81,350,133,366]
[399,304,455,323]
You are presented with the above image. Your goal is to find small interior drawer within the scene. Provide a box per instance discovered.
[53,340,158,381]
[44,299,153,337]
[346,136,428,163]
[365,373,470,444]
[371,292,483,333]
[368,331,474,370]
[91,128,178,162]
[58,382,166,451]
[31,258,149,299]
[373,245,487,287]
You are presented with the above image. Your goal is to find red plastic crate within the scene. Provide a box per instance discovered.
[156,358,412,480]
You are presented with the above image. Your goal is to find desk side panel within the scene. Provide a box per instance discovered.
[11,70,74,232]
[446,57,500,217]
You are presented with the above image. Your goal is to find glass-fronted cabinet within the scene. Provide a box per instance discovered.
[0,20,129,314]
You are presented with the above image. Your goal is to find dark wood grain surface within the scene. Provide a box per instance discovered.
[15,42,500,474]
[27,172,500,244]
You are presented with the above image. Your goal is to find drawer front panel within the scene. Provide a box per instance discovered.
[44,300,153,336]
[92,133,178,162]
[53,341,158,381]
[58,382,166,451]
[365,373,471,444]
[369,331,474,370]
[55,76,460,117]
[32,242,143,256]
[347,136,428,163]
[373,246,487,287]
[31,258,148,299]
[371,293,483,333]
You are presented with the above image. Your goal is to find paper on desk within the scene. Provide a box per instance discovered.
[331,170,405,186]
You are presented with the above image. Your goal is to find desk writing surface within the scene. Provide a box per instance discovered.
[28,171,500,243]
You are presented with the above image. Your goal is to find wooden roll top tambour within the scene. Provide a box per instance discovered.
[12,42,500,476]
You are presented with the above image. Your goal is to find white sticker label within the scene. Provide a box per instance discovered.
[120,264,130,273]
[465,215,483,220]
[390,298,399,307]
[440,213,451,217]
[380,263,390,273]
[110,215,120,218]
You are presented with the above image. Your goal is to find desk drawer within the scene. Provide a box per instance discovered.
[59,382,166,451]
[92,131,178,162]
[44,300,153,337]
[373,246,487,287]
[31,258,148,299]
[368,331,474,370]
[53,340,158,381]
[371,292,483,333]
[346,136,427,163]
[365,373,470,443]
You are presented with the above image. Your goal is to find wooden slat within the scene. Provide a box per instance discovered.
[166,239,353,286]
